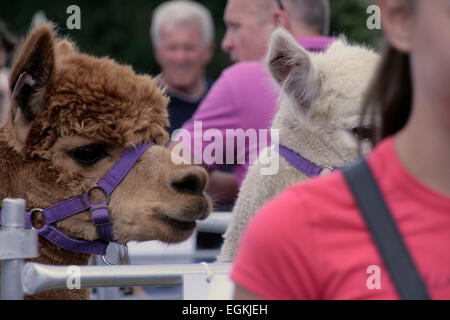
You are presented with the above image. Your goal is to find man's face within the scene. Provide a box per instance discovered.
[221,0,276,62]
[155,23,213,92]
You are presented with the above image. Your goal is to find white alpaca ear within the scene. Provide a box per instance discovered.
[266,28,320,116]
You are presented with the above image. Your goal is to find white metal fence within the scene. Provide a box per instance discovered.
[0,198,233,300]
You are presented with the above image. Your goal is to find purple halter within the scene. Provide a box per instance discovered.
[0,142,154,255]
[277,144,334,178]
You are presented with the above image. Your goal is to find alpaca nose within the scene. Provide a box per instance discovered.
[170,166,208,196]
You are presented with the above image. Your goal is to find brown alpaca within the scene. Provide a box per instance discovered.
[0,24,212,299]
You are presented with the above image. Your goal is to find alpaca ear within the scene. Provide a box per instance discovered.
[266,28,320,115]
[9,24,55,123]
[55,39,76,56]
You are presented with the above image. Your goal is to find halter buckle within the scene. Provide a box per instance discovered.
[88,184,110,205]
[90,206,112,227]
[101,243,129,265]
[88,185,113,228]
[29,208,44,230]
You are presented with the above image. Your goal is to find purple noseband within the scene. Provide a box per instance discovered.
[0,142,154,255]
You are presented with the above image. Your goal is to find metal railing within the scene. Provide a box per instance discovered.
[22,262,231,295]
[0,198,232,300]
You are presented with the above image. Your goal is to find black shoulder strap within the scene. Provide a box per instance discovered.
[342,158,430,300]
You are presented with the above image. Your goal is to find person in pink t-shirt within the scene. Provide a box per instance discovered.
[232,0,450,300]
[169,0,332,205]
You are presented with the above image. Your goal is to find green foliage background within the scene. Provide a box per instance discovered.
[0,0,382,79]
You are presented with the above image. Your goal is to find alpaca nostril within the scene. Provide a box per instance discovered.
[171,173,204,195]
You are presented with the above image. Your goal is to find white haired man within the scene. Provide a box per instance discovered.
[151,0,215,135]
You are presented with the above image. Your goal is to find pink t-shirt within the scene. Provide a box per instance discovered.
[231,137,450,299]
[178,37,334,186]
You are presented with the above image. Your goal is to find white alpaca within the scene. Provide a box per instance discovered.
[218,28,380,262]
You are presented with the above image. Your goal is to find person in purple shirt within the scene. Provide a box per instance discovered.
[169,0,333,206]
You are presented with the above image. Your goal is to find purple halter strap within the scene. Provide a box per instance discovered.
[0,142,154,255]
[277,144,334,178]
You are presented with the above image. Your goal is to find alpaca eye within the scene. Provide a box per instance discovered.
[67,144,108,166]
[351,126,373,140]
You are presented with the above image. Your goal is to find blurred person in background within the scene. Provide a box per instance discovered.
[0,20,17,126]
[221,0,330,62]
[151,0,215,136]
[0,70,9,127]
[169,0,332,206]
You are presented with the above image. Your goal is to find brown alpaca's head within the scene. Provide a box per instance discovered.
[1,24,211,246]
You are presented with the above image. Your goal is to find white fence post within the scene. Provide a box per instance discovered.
[1,203,231,299]
[0,198,38,300]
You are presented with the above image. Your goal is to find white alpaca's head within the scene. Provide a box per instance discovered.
[267,28,379,168]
